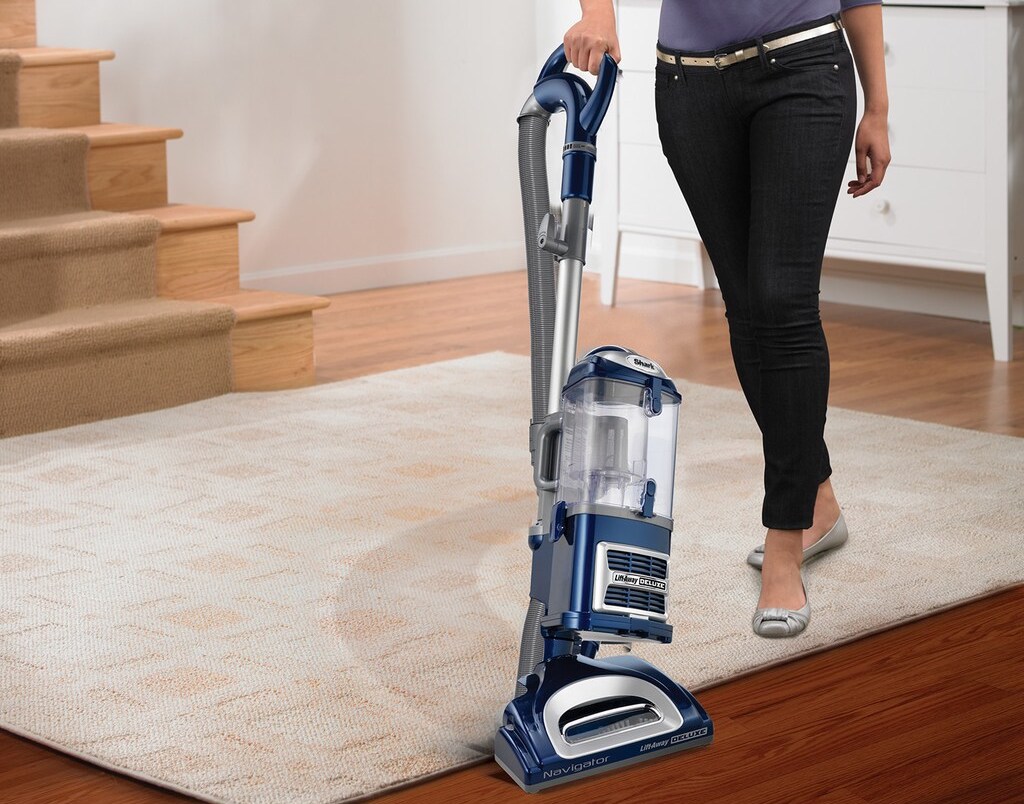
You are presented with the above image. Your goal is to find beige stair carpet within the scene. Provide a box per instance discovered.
[0,127,234,436]
[1,352,1021,804]
[0,127,91,219]
[1,299,235,437]
[0,49,18,128]
[0,212,162,321]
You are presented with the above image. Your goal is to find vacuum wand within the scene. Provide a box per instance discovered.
[546,198,588,415]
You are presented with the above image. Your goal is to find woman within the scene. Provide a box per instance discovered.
[564,1,890,637]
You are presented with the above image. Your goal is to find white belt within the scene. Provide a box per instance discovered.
[657,19,843,71]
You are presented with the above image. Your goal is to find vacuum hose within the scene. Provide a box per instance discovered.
[515,598,546,697]
[517,111,556,423]
[515,108,555,698]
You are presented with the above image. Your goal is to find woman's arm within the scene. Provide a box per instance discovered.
[565,0,621,74]
[841,3,891,197]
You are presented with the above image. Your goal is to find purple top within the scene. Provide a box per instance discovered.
[658,0,881,52]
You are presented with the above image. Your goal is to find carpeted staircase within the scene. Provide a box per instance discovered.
[0,63,235,437]
[0,0,331,437]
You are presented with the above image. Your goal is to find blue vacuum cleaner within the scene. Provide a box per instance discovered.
[493,46,713,792]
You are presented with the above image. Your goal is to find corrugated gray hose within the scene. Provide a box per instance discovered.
[518,112,556,422]
[516,598,546,697]
[514,110,555,698]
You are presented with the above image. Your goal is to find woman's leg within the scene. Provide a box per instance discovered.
[744,40,857,608]
[746,55,855,531]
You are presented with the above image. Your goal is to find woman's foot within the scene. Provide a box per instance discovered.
[751,479,843,636]
[753,529,811,637]
[752,577,811,637]
[757,528,806,610]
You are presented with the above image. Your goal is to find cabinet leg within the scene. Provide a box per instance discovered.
[698,241,716,291]
[985,267,1013,361]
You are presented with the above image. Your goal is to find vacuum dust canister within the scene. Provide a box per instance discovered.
[557,346,680,522]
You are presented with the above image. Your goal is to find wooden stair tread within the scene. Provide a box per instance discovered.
[206,290,331,323]
[67,123,184,148]
[17,47,115,66]
[134,204,256,233]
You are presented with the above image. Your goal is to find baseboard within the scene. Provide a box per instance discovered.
[606,236,1023,325]
[241,242,523,296]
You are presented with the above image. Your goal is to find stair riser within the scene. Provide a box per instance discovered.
[0,333,232,437]
[88,142,169,211]
[0,0,35,47]
[1,242,156,321]
[20,63,101,127]
[0,133,90,219]
[157,225,241,300]
[231,312,316,391]
[0,55,17,128]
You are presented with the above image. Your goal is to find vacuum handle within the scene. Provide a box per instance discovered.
[533,416,562,492]
[536,45,619,138]
[581,54,618,136]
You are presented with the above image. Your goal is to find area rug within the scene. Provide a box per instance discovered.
[1,352,1021,804]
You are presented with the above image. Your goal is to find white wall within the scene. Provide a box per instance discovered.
[38,0,538,293]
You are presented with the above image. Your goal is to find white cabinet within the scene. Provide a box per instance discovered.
[601,0,1024,360]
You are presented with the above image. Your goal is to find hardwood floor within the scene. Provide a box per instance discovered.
[374,586,1024,804]
[313,272,1023,434]
[2,272,1021,803]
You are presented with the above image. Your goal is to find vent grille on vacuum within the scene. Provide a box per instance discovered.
[607,549,668,580]
[603,587,667,615]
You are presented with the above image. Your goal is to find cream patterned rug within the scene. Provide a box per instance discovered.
[2,352,1022,804]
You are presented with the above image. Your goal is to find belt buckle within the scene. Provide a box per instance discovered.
[714,53,726,71]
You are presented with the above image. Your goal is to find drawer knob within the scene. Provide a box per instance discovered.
[874,199,891,215]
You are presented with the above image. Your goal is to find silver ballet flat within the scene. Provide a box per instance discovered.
[746,511,849,570]
[752,581,811,638]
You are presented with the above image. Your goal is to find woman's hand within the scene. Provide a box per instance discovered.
[841,5,891,198]
[564,1,621,75]
[847,110,891,197]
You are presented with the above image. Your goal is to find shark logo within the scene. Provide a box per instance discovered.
[626,355,662,375]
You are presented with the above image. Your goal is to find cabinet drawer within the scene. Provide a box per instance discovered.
[876,85,986,173]
[619,70,658,146]
[619,143,698,234]
[618,0,661,73]
[829,166,985,261]
[881,6,985,92]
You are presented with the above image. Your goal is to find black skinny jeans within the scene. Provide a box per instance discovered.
[655,16,856,530]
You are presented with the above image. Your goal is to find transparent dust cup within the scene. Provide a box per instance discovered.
[557,376,679,519]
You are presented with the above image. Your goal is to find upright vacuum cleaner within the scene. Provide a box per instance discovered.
[493,47,713,792]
